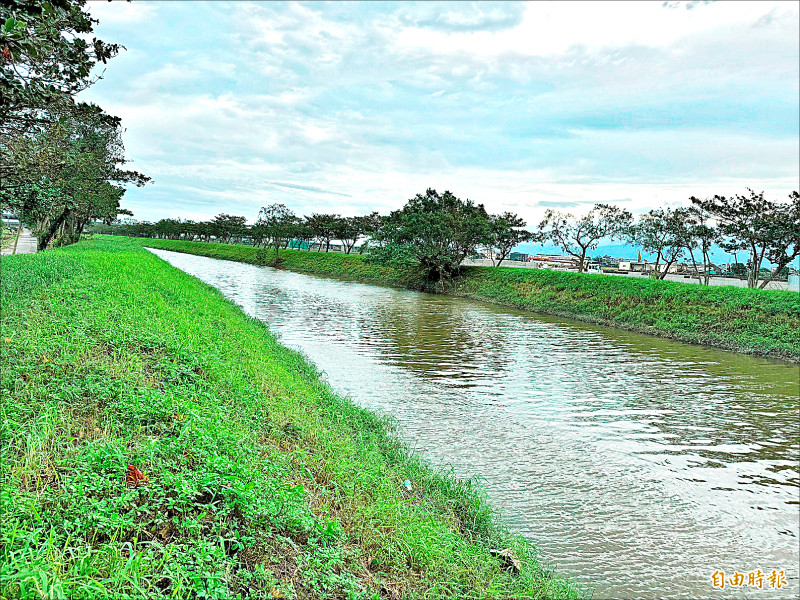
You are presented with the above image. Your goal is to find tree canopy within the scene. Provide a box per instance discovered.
[1,0,120,133]
[691,189,799,288]
[376,189,490,283]
[0,0,147,250]
[628,207,691,279]
[538,204,632,273]
[485,212,535,267]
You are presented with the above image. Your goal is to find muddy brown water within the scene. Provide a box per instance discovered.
[150,248,800,599]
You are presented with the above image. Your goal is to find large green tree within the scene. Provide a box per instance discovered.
[306,213,339,252]
[377,188,490,283]
[335,216,366,254]
[210,213,247,244]
[1,0,148,250]
[3,102,148,250]
[255,203,296,260]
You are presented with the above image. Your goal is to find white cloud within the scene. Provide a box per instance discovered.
[81,1,799,222]
[88,0,157,25]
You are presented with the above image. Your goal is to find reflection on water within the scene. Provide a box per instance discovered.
[151,249,800,599]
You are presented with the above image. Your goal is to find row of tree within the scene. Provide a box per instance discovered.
[100,187,798,289]
[97,191,534,281]
[0,0,147,251]
[537,189,799,288]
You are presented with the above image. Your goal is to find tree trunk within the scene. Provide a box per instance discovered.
[653,251,663,278]
[687,247,702,284]
[38,208,71,252]
[76,218,90,239]
[578,248,587,273]
[747,243,762,288]
[759,257,793,289]
[11,224,22,255]
[658,257,676,280]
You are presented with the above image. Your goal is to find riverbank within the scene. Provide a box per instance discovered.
[0,238,577,599]
[127,237,800,362]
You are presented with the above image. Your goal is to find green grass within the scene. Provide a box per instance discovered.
[1,227,16,251]
[126,237,800,361]
[121,238,417,288]
[0,237,577,599]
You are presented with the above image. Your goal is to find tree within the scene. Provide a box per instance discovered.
[485,211,536,267]
[729,262,747,278]
[690,189,797,288]
[359,211,388,252]
[210,213,246,244]
[306,213,339,252]
[0,2,147,251]
[685,201,720,285]
[538,204,631,273]
[255,203,296,261]
[289,219,314,250]
[2,101,148,250]
[1,0,121,135]
[377,188,490,284]
[759,191,800,289]
[335,216,365,254]
[629,208,691,279]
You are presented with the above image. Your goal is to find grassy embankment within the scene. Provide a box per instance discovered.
[132,237,800,361]
[0,237,577,599]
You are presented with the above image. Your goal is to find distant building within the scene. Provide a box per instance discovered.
[508,252,528,262]
[619,261,647,272]
[618,261,677,274]
[528,254,586,270]
[586,263,602,273]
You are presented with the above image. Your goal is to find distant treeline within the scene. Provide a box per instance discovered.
[97,187,798,289]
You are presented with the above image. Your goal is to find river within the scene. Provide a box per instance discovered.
[150,248,800,599]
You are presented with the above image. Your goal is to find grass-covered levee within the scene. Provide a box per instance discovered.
[0,237,578,599]
[131,237,800,362]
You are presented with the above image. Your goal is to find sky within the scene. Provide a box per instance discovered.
[82,0,799,227]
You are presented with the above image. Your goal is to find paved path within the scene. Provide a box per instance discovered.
[1,229,37,256]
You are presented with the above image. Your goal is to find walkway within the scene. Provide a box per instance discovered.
[1,229,37,256]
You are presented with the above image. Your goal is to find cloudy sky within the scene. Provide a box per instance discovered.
[82,0,799,225]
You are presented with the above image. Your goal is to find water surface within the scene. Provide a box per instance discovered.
[151,249,800,599]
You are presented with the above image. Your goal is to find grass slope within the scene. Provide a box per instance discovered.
[0,238,576,599]
[128,237,800,361]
